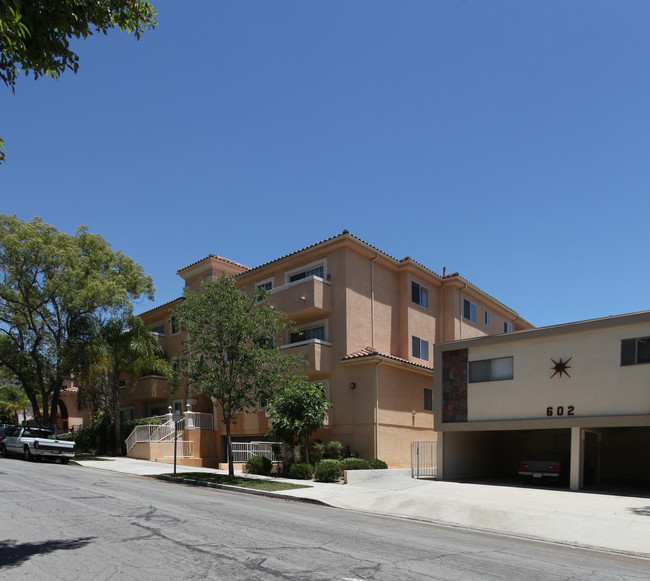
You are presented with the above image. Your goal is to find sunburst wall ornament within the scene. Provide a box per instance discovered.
[550,357,572,378]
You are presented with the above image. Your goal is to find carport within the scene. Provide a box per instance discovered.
[437,425,650,491]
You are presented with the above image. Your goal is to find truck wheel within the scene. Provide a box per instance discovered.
[24,446,32,461]
[60,457,70,465]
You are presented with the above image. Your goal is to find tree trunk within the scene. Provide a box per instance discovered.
[226,420,234,478]
[112,378,122,455]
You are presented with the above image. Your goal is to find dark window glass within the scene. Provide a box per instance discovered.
[424,388,433,411]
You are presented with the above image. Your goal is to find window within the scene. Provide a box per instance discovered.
[120,407,135,424]
[288,263,324,283]
[469,356,514,383]
[504,322,512,333]
[485,311,490,325]
[411,281,429,308]
[424,388,433,411]
[256,278,273,294]
[170,316,180,335]
[118,379,127,389]
[621,337,650,366]
[412,336,429,361]
[290,324,326,344]
[463,299,477,322]
[152,324,165,335]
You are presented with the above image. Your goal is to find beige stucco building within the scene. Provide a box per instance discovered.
[126,231,532,468]
[434,310,650,490]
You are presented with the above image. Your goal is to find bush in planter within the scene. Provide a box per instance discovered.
[341,457,370,471]
[314,459,343,482]
[289,462,314,480]
[366,458,388,470]
[245,455,273,476]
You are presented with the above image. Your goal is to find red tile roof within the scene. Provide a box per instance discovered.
[177,254,250,274]
[342,346,433,371]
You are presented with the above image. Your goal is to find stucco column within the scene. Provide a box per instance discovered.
[570,426,584,490]
[436,433,444,480]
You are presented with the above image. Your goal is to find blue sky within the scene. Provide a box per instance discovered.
[2,1,649,327]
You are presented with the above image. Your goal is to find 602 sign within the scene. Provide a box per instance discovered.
[546,405,575,417]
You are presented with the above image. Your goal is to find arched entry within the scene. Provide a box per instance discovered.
[57,400,69,431]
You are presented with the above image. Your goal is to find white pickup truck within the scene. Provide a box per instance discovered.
[1,426,75,464]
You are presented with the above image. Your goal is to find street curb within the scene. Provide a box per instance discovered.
[153,474,331,507]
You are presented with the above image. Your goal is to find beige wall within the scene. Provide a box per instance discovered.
[466,319,650,423]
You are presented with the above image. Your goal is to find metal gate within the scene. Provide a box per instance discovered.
[411,441,437,478]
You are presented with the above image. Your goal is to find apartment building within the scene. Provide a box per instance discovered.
[434,310,650,490]
[127,231,532,468]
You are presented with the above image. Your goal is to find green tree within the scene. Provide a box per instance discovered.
[267,379,330,464]
[0,0,157,162]
[79,313,171,453]
[0,366,29,423]
[175,274,301,478]
[0,214,154,430]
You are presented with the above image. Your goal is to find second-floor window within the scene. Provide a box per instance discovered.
[464,299,477,323]
[469,356,514,382]
[170,316,180,335]
[256,278,273,294]
[411,281,428,308]
[288,264,324,283]
[504,322,512,333]
[152,323,165,335]
[621,337,650,366]
[412,336,429,361]
[290,324,326,344]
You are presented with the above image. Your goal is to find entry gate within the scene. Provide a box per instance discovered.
[411,441,437,478]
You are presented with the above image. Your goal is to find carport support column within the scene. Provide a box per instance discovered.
[570,426,584,491]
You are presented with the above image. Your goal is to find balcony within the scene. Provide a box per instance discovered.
[269,276,332,324]
[122,375,170,401]
[281,340,333,373]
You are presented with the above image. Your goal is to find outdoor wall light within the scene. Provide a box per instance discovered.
[349,382,356,389]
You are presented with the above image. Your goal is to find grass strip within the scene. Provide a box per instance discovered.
[163,472,311,491]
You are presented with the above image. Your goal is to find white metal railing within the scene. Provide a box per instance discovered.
[157,440,194,458]
[411,441,437,478]
[125,420,184,454]
[229,441,281,463]
[185,412,214,430]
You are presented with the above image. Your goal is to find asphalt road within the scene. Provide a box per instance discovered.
[0,457,648,580]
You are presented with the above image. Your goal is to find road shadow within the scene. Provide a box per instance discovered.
[630,506,650,517]
[0,537,95,569]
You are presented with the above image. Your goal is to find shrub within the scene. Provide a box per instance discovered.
[366,458,388,470]
[74,411,113,454]
[341,457,369,471]
[312,440,344,462]
[289,462,314,480]
[314,459,343,482]
[245,455,273,476]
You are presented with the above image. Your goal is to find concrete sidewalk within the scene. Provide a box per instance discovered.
[74,457,650,558]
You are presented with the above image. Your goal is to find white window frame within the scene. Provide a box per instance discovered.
[285,259,327,285]
[464,299,477,323]
[411,281,429,309]
[412,335,429,361]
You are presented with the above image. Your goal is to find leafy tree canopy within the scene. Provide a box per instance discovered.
[0,0,157,162]
[267,378,330,464]
[175,273,303,477]
[0,214,154,429]
[78,313,170,453]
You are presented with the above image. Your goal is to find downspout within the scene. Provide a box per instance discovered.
[459,284,467,339]
[374,359,383,459]
[371,253,379,348]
